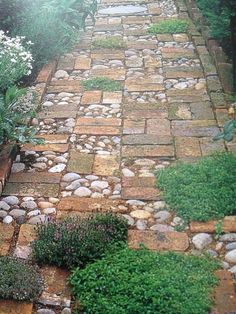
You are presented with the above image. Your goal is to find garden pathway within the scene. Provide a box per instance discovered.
[0,0,236,312]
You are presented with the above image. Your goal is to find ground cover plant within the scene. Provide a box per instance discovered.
[0,256,43,301]
[157,153,236,222]
[32,213,128,269]
[81,77,122,91]
[92,37,126,49]
[148,19,189,34]
[70,248,219,314]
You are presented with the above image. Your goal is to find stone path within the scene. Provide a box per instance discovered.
[0,0,236,312]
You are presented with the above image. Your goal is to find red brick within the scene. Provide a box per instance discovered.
[128,230,189,251]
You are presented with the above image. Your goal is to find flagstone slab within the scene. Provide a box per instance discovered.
[0,301,33,314]
[8,172,61,184]
[175,137,201,158]
[17,224,37,246]
[122,177,156,188]
[190,216,236,233]
[167,89,210,103]
[68,151,94,174]
[58,197,125,213]
[190,102,215,120]
[76,117,121,126]
[92,51,124,60]
[199,137,225,156]
[74,57,91,70]
[128,230,189,251]
[146,119,171,136]
[123,119,145,134]
[103,92,122,104]
[122,16,151,24]
[125,83,164,92]
[126,41,158,50]
[122,145,175,158]
[22,143,69,153]
[38,110,77,119]
[75,125,121,135]
[3,183,59,197]
[161,47,196,59]
[168,103,192,120]
[98,5,147,15]
[0,223,14,256]
[36,134,69,144]
[57,57,75,71]
[171,120,219,137]
[81,91,102,105]
[91,68,125,80]
[165,66,204,78]
[93,155,120,176]
[123,134,173,145]
[122,187,160,200]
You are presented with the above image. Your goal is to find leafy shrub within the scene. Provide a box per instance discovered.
[92,37,126,49]
[0,256,43,301]
[0,31,33,92]
[32,213,128,269]
[0,86,41,145]
[81,77,122,91]
[148,19,189,34]
[157,153,236,222]
[70,248,219,314]
[0,0,23,32]
[196,0,235,56]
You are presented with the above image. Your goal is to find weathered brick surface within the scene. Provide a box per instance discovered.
[190,216,236,233]
[123,134,173,145]
[68,151,94,174]
[74,57,91,70]
[123,119,145,134]
[3,183,59,197]
[17,224,37,246]
[128,230,189,251]
[165,66,204,78]
[122,145,175,158]
[175,137,201,158]
[0,224,14,256]
[122,187,160,200]
[81,91,102,104]
[171,120,219,137]
[93,155,120,176]
[0,301,33,314]
[22,143,69,153]
[8,172,61,184]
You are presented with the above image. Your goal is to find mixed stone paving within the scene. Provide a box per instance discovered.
[0,0,236,312]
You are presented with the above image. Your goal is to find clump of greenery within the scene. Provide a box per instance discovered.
[157,153,236,222]
[70,248,219,314]
[32,213,128,269]
[148,19,189,34]
[81,77,122,91]
[92,37,126,49]
[0,86,42,145]
[0,256,43,301]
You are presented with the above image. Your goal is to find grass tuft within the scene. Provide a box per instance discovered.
[157,153,236,222]
[148,19,189,34]
[92,37,126,49]
[81,77,122,91]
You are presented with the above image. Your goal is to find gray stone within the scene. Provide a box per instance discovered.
[91,180,109,190]
[74,187,92,197]
[2,196,19,205]
[65,179,81,190]
[122,214,135,226]
[229,265,236,274]
[49,163,66,173]
[28,214,48,225]
[206,249,218,257]
[21,200,37,210]
[153,201,166,210]
[98,5,147,15]
[126,200,145,206]
[0,201,10,211]
[33,162,47,170]
[43,208,56,214]
[14,245,32,259]
[61,308,71,314]
[37,310,55,314]
[219,233,236,242]
[154,210,171,223]
[221,261,230,269]
[225,249,236,263]
[136,219,147,230]
[9,209,26,218]
[0,210,7,218]
[225,242,236,251]
[55,70,69,79]
[62,173,81,182]
[27,209,41,217]
[192,233,212,250]
[150,224,174,232]
[11,162,25,173]
[3,215,13,224]
[122,168,135,177]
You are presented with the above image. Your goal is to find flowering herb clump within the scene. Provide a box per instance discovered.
[0,30,33,92]
[0,256,43,301]
[32,213,128,269]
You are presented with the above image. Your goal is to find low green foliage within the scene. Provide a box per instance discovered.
[92,37,126,49]
[0,256,43,301]
[0,86,42,145]
[157,153,236,222]
[70,248,219,314]
[81,77,122,91]
[148,19,189,34]
[214,119,236,142]
[32,213,128,269]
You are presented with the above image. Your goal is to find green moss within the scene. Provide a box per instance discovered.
[157,153,236,222]
[148,19,189,34]
[70,248,219,314]
[92,37,126,49]
[81,77,122,91]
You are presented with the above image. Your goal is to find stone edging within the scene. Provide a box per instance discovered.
[181,0,233,94]
[0,60,57,197]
